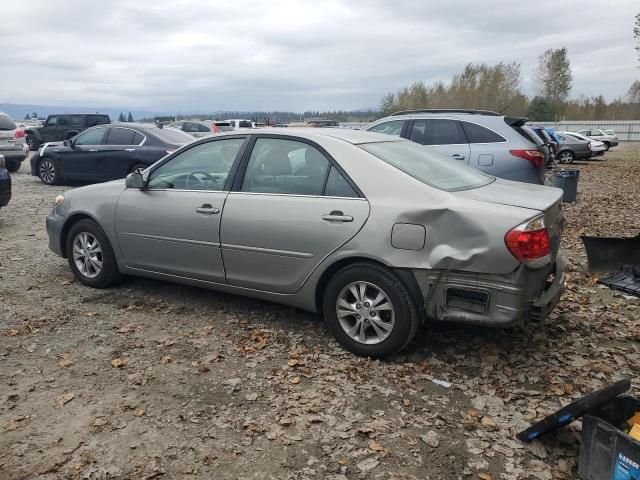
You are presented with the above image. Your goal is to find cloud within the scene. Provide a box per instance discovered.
[0,0,637,111]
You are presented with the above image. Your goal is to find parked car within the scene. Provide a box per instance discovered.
[46,128,565,357]
[577,129,619,150]
[30,123,193,185]
[365,109,548,184]
[0,112,29,172]
[562,132,605,157]
[555,133,592,164]
[226,119,254,129]
[530,126,557,167]
[0,155,11,210]
[168,120,234,137]
[24,113,111,151]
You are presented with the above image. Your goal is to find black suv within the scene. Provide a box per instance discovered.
[25,114,111,151]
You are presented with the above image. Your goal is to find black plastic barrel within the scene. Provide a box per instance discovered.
[553,168,580,203]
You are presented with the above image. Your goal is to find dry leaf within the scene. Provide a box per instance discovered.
[478,474,492,480]
[93,417,108,427]
[111,358,125,368]
[289,376,300,384]
[368,440,385,452]
[58,353,74,368]
[133,409,145,417]
[7,329,18,337]
[56,392,75,406]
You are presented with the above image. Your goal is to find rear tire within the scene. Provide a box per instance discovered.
[6,161,21,173]
[558,151,574,164]
[129,163,148,175]
[322,263,420,358]
[38,157,61,185]
[26,134,40,151]
[66,219,122,288]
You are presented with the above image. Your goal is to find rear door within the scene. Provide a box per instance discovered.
[459,120,508,172]
[94,127,146,180]
[405,119,471,163]
[220,136,369,294]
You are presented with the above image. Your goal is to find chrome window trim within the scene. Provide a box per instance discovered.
[228,191,368,201]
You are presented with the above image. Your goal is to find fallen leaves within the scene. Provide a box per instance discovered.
[58,353,74,368]
[56,392,75,406]
[111,358,125,368]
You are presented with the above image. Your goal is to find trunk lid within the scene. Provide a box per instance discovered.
[455,179,565,259]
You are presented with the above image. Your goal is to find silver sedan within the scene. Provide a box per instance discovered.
[46,129,566,357]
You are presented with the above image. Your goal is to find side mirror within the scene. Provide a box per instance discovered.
[125,172,145,189]
[63,139,73,147]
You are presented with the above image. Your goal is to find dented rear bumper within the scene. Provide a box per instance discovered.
[412,256,565,327]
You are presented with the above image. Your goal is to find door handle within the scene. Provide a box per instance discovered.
[89,149,98,152]
[125,148,136,152]
[322,211,353,223]
[451,154,465,160]
[196,204,220,215]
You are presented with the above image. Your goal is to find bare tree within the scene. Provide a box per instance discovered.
[635,12,640,65]
[534,47,573,104]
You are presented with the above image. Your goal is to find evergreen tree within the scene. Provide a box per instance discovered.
[127,112,134,122]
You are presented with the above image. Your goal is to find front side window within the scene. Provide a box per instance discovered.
[410,119,466,145]
[241,138,330,195]
[360,140,493,192]
[182,122,200,133]
[169,122,184,131]
[105,127,137,145]
[87,115,109,127]
[367,120,404,136]
[460,122,505,143]
[74,127,107,145]
[46,116,59,127]
[70,115,84,127]
[148,138,244,190]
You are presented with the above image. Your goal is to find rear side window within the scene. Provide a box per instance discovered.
[360,141,493,191]
[410,119,466,145]
[105,127,136,145]
[182,122,200,133]
[325,166,358,198]
[197,123,211,133]
[0,114,16,131]
[132,132,145,144]
[153,127,194,144]
[367,120,404,136]
[238,120,253,128]
[58,116,70,126]
[461,122,505,143]
[70,115,84,127]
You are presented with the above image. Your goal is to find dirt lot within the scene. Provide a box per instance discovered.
[1,147,639,480]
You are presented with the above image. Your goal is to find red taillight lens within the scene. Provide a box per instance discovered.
[509,149,544,168]
[15,129,25,138]
[505,216,551,268]
[212,123,219,134]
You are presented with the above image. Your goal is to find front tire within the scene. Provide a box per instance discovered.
[603,142,610,151]
[558,151,574,164]
[66,219,122,288]
[38,157,61,185]
[322,263,420,358]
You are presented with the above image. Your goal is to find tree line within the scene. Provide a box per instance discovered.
[380,44,640,121]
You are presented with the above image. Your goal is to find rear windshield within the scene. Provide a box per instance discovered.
[604,130,615,135]
[151,127,194,144]
[217,125,234,132]
[0,114,17,131]
[238,120,253,128]
[360,141,493,191]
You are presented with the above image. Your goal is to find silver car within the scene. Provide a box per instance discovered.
[365,109,548,184]
[46,129,565,357]
[577,129,619,150]
[0,112,29,172]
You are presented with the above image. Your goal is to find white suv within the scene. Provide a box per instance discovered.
[0,112,29,172]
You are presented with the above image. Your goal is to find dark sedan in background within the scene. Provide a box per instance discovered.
[0,155,11,211]
[30,124,194,185]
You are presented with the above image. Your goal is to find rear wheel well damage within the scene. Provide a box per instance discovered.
[59,213,95,257]
[314,257,425,320]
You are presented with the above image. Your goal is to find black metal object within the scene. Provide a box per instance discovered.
[390,109,501,117]
[582,234,640,274]
[516,379,631,442]
[598,266,640,296]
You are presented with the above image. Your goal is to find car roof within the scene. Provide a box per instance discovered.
[51,113,109,116]
[213,127,398,145]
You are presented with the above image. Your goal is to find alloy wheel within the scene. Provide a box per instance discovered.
[559,152,573,164]
[72,232,103,279]
[39,159,56,184]
[336,281,395,345]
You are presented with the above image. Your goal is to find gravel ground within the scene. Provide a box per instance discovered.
[1,147,639,480]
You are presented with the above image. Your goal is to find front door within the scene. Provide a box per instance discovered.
[40,115,61,143]
[115,137,247,282]
[93,126,146,181]
[60,126,109,181]
[220,137,370,294]
[405,118,471,163]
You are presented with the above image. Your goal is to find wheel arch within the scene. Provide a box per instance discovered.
[59,212,101,258]
[313,256,425,318]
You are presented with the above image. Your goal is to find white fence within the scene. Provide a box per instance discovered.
[534,120,640,142]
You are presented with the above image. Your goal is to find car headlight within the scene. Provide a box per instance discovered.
[54,195,65,207]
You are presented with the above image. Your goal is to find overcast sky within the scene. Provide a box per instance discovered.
[1,0,638,112]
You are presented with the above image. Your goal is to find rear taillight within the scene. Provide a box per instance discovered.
[509,149,545,168]
[505,216,551,268]
[15,129,25,138]
[212,122,219,134]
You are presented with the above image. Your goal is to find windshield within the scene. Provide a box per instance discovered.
[359,141,494,191]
